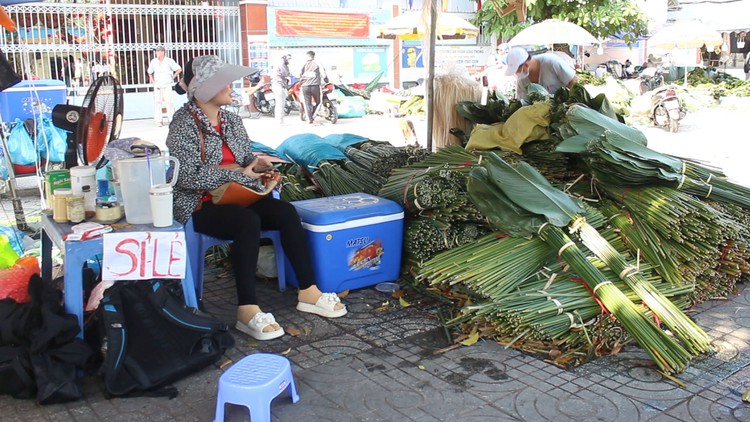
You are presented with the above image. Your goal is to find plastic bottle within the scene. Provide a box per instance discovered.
[82,185,96,219]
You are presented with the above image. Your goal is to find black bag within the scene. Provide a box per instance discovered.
[0,275,91,404]
[744,62,750,74]
[0,346,35,399]
[98,280,234,397]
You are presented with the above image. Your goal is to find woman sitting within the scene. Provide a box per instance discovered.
[167,55,346,341]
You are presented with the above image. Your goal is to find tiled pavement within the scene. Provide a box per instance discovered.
[1,265,749,421]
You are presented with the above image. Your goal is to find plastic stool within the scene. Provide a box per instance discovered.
[184,218,289,298]
[214,353,299,422]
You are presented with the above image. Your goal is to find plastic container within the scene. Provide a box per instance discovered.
[70,165,96,196]
[0,79,67,123]
[286,193,403,293]
[53,188,72,223]
[115,155,179,224]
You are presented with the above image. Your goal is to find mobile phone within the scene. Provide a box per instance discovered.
[254,163,281,173]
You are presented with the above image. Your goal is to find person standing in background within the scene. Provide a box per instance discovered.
[299,50,327,125]
[505,47,578,101]
[148,46,182,127]
[271,54,291,125]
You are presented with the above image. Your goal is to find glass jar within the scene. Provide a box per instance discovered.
[66,195,85,223]
[53,188,72,223]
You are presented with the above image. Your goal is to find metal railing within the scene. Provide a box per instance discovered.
[0,1,241,92]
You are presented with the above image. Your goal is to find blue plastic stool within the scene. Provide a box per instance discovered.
[184,218,289,298]
[214,353,299,422]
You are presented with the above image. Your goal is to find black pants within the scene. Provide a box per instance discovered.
[301,84,321,123]
[192,196,315,305]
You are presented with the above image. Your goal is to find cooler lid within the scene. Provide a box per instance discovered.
[292,193,403,225]
[1,79,67,92]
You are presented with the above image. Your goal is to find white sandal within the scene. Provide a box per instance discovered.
[235,312,284,340]
[297,293,348,318]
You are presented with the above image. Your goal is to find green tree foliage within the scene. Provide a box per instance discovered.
[473,0,648,45]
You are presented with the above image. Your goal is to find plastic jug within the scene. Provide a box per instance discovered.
[115,155,179,225]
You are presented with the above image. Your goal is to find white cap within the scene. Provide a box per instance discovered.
[504,47,530,76]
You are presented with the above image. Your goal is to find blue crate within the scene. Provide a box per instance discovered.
[286,193,404,293]
[0,79,67,123]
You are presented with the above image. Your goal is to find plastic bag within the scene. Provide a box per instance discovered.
[0,143,8,180]
[0,235,19,269]
[36,116,68,163]
[0,257,38,303]
[6,119,37,165]
[0,225,25,256]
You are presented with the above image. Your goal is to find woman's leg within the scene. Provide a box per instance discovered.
[193,202,262,305]
[247,196,315,289]
[248,197,345,314]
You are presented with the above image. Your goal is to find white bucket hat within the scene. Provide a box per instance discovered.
[188,55,258,102]
[504,47,530,76]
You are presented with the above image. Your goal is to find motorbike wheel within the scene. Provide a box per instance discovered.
[323,99,338,124]
[668,118,679,133]
[252,97,273,117]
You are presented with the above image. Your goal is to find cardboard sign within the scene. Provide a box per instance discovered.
[102,232,187,281]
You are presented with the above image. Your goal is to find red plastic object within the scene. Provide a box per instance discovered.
[12,164,36,174]
[0,259,40,303]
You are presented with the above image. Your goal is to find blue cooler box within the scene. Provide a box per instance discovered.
[287,193,404,293]
[0,79,67,123]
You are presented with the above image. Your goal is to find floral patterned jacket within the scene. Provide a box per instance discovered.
[166,101,261,224]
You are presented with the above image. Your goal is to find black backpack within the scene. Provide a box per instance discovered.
[97,280,234,398]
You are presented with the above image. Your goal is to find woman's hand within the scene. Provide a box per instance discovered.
[241,156,273,179]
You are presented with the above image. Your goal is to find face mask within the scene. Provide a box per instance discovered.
[517,69,529,79]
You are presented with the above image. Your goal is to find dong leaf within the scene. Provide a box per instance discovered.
[467,167,544,237]
[558,104,647,151]
[484,153,584,227]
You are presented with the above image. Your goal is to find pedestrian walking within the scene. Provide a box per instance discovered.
[299,50,327,125]
[147,46,182,126]
[271,54,291,124]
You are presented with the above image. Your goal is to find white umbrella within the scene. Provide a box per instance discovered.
[377,11,479,40]
[647,20,722,50]
[508,19,599,46]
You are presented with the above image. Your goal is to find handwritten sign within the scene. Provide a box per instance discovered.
[102,232,187,281]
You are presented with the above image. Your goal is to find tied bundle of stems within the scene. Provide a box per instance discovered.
[600,185,745,301]
[417,233,555,299]
[379,166,464,212]
[464,152,705,373]
[311,160,383,196]
[279,173,319,202]
[538,224,692,373]
[571,216,712,355]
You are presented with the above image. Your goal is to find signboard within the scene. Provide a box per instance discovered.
[402,46,424,68]
[353,48,387,79]
[275,10,369,38]
[102,231,187,281]
[268,8,392,47]
[247,36,270,74]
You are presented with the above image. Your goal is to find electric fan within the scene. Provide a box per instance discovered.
[52,75,123,169]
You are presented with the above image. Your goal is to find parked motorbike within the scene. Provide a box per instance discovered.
[251,83,275,117]
[650,85,686,133]
[290,82,338,124]
[638,66,666,94]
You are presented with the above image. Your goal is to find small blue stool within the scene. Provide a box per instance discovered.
[214,353,299,422]
[184,219,289,298]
